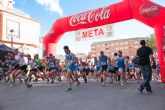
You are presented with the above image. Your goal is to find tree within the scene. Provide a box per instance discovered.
[146,34,156,52]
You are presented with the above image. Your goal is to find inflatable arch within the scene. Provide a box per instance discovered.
[43,0,165,82]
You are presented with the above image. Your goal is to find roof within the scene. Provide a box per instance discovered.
[91,37,146,45]
[0,44,13,52]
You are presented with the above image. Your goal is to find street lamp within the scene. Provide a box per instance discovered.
[9,29,15,48]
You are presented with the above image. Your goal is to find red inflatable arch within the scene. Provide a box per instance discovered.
[43,0,165,82]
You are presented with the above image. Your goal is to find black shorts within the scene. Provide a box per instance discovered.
[80,68,86,73]
[19,65,27,71]
[101,65,108,72]
[30,68,37,72]
[125,68,129,72]
[14,64,20,69]
[85,68,90,75]
[108,69,115,74]
[114,67,118,74]
[38,66,45,72]
[49,67,58,72]
[90,69,95,73]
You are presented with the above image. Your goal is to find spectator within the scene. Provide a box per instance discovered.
[137,40,154,94]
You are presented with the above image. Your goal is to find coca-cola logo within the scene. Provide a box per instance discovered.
[140,2,160,18]
[70,8,110,27]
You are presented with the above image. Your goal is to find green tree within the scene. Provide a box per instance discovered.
[146,34,156,52]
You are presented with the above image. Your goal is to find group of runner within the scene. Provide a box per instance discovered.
[0,46,160,92]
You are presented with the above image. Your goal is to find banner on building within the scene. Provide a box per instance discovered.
[75,24,113,41]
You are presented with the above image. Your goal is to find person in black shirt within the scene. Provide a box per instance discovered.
[137,40,154,94]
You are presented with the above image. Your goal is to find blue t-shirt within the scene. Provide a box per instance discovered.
[65,53,77,68]
[128,63,132,70]
[66,54,74,63]
[117,57,125,69]
[94,60,98,66]
[99,55,108,66]
[108,62,115,71]
[49,58,57,68]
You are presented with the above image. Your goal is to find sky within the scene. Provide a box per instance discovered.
[13,0,165,55]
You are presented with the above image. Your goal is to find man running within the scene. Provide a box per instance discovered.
[116,51,125,86]
[99,51,108,86]
[63,46,80,92]
[47,54,61,84]
[11,50,31,87]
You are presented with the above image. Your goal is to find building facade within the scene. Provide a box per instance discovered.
[90,38,146,58]
[0,0,42,57]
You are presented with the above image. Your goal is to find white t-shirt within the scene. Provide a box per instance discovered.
[15,54,21,61]
[113,56,119,67]
[15,54,26,66]
[28,59,36,69]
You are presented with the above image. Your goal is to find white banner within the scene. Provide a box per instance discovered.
[75,24,113,41]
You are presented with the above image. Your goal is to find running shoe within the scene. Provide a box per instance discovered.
[26,84,32,88]
[147,91,153,94]
[76,82,81,87]
[65,87,72,92]
[10,83,15,87]
[33,79,38,82]
[138,87,143,94]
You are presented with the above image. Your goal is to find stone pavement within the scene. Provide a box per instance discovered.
[0,81,165,110]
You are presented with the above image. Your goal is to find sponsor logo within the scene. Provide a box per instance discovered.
[70,8,110,26]
[140,2,160,18]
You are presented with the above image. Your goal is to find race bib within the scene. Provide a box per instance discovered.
[101,62,106,65]
[119,68,123,72]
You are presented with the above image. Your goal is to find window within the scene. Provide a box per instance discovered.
[92,46,95,48]
[134,41,138,43]
[135,46,139,48]
[6,19,20,39]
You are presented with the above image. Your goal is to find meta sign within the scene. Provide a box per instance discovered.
[75,24,113,41]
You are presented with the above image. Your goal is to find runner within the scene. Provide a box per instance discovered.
[79,61,87,83]
[113,53,119,82]
[125,56,130,82]
[34,54,48,82]
[47,54,61,84]
[2,53,15,82]
[94,57,101,85]
[116,51,126,86]
[99,51,108,86]
[63,46,80,92]
[11,51,30,87]
[26,54,37,87]
[108,57,115,84]
[132,56,142,83]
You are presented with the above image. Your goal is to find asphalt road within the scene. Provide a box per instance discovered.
[0,80,165,110]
